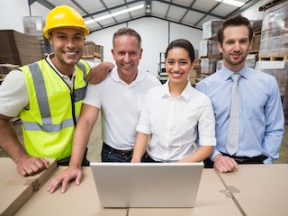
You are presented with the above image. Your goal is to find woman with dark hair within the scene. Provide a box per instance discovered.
[132,39,216,163]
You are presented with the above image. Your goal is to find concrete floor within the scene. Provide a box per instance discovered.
[1,116,288,164]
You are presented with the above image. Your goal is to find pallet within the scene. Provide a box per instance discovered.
[249,51,259,55]
[259,56,288,61]
[259,0,286,11]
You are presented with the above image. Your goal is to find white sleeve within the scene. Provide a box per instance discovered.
[136,91,152,134]
[0,70,29,117]
[83,83,101,108]
[198,96,216,147]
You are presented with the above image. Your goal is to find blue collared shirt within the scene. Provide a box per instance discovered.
[196,65,284,164]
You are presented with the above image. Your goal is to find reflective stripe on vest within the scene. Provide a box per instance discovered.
[21,62,86,132]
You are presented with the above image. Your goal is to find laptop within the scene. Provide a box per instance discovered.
[91,162,203,208]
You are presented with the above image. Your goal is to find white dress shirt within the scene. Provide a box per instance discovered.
[84,67,161,150]
[137,81,216,162]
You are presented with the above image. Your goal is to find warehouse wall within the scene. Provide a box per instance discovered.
[0,0,265,76]
[87,17,202,76]
[0,0,29,32]
[0,0,50,33]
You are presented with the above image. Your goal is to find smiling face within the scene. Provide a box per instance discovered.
[165,47,193,85]
[111,34,142,84]
[49,28,85,74]
[218,25,252,72]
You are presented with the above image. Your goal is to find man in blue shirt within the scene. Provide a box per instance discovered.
[196,15,284,173]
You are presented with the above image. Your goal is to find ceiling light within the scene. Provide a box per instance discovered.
[85,4,144,25]
[145,4,151,15]
[216,0,245,7]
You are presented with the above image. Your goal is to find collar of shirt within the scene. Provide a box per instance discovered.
[46,54,76,80]
[110,67,144,85]
[219,64,250,81]
[46,54,76,90]
[160,80,192,102]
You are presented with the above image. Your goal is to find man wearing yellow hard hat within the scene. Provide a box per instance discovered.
[0,5,112,176]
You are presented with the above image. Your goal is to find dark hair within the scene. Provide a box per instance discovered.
[165,39,195,62]
[217,15,254,44]
[113,28,142,48]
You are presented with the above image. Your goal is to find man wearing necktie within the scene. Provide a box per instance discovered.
[197,15,284,173]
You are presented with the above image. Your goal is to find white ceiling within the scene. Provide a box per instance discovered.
[32,0,262,33]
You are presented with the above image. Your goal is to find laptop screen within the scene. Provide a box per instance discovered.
[91,162,204,208]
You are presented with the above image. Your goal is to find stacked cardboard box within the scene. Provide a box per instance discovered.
[0,63,19,83]
[259,1,288,58]
[201,58,217,75]
[199,39,221,59]
[200,20,223,60]
[199,20,223,78]
[0,30,42,66]
[250,20,262,54]
[202,20,223,40]
[189,59,201,86]
[246,54,258,68]
[256,61,288,113]
[23,16,52,56]
[256,61,288,97]
[82,41,104,62]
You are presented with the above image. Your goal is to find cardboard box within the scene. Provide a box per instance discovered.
[0,30,42,66]
[0,63,19,75]
[259,1,288,57]
[82,41,104,61]
[250,33,261,53]
[199,39,221,58]
[0,158,57,216]
[256,61,288,97]
[200,58,217,75]
[202,20,223,40]
[129,170,242,216]
[15,167,127,216]
[218,164,288,216]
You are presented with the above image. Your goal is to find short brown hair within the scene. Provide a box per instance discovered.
[112,28,142,48]
[217,15,254,44]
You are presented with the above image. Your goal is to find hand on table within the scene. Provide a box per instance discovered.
[214,154,238,173]
[47,166,83,193]
[16,155,49,176]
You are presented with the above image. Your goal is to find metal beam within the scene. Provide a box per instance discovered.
[225,0,261,18]
[35,0,55,10]
[82,0,143,18]
[28,0,38,5]
[125,0,133,19]
[156,0,224,19]
[144,0,152,16]
[99,0,118,24]
[71,0,89,14]
[89,14,202,33]
[194,2,221,26]
[179,0,197,23]
[164,0,172,19]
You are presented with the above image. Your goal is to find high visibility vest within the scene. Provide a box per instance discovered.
[19,59,90,160]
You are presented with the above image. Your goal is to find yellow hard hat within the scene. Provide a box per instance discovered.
[43,5,89,39]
